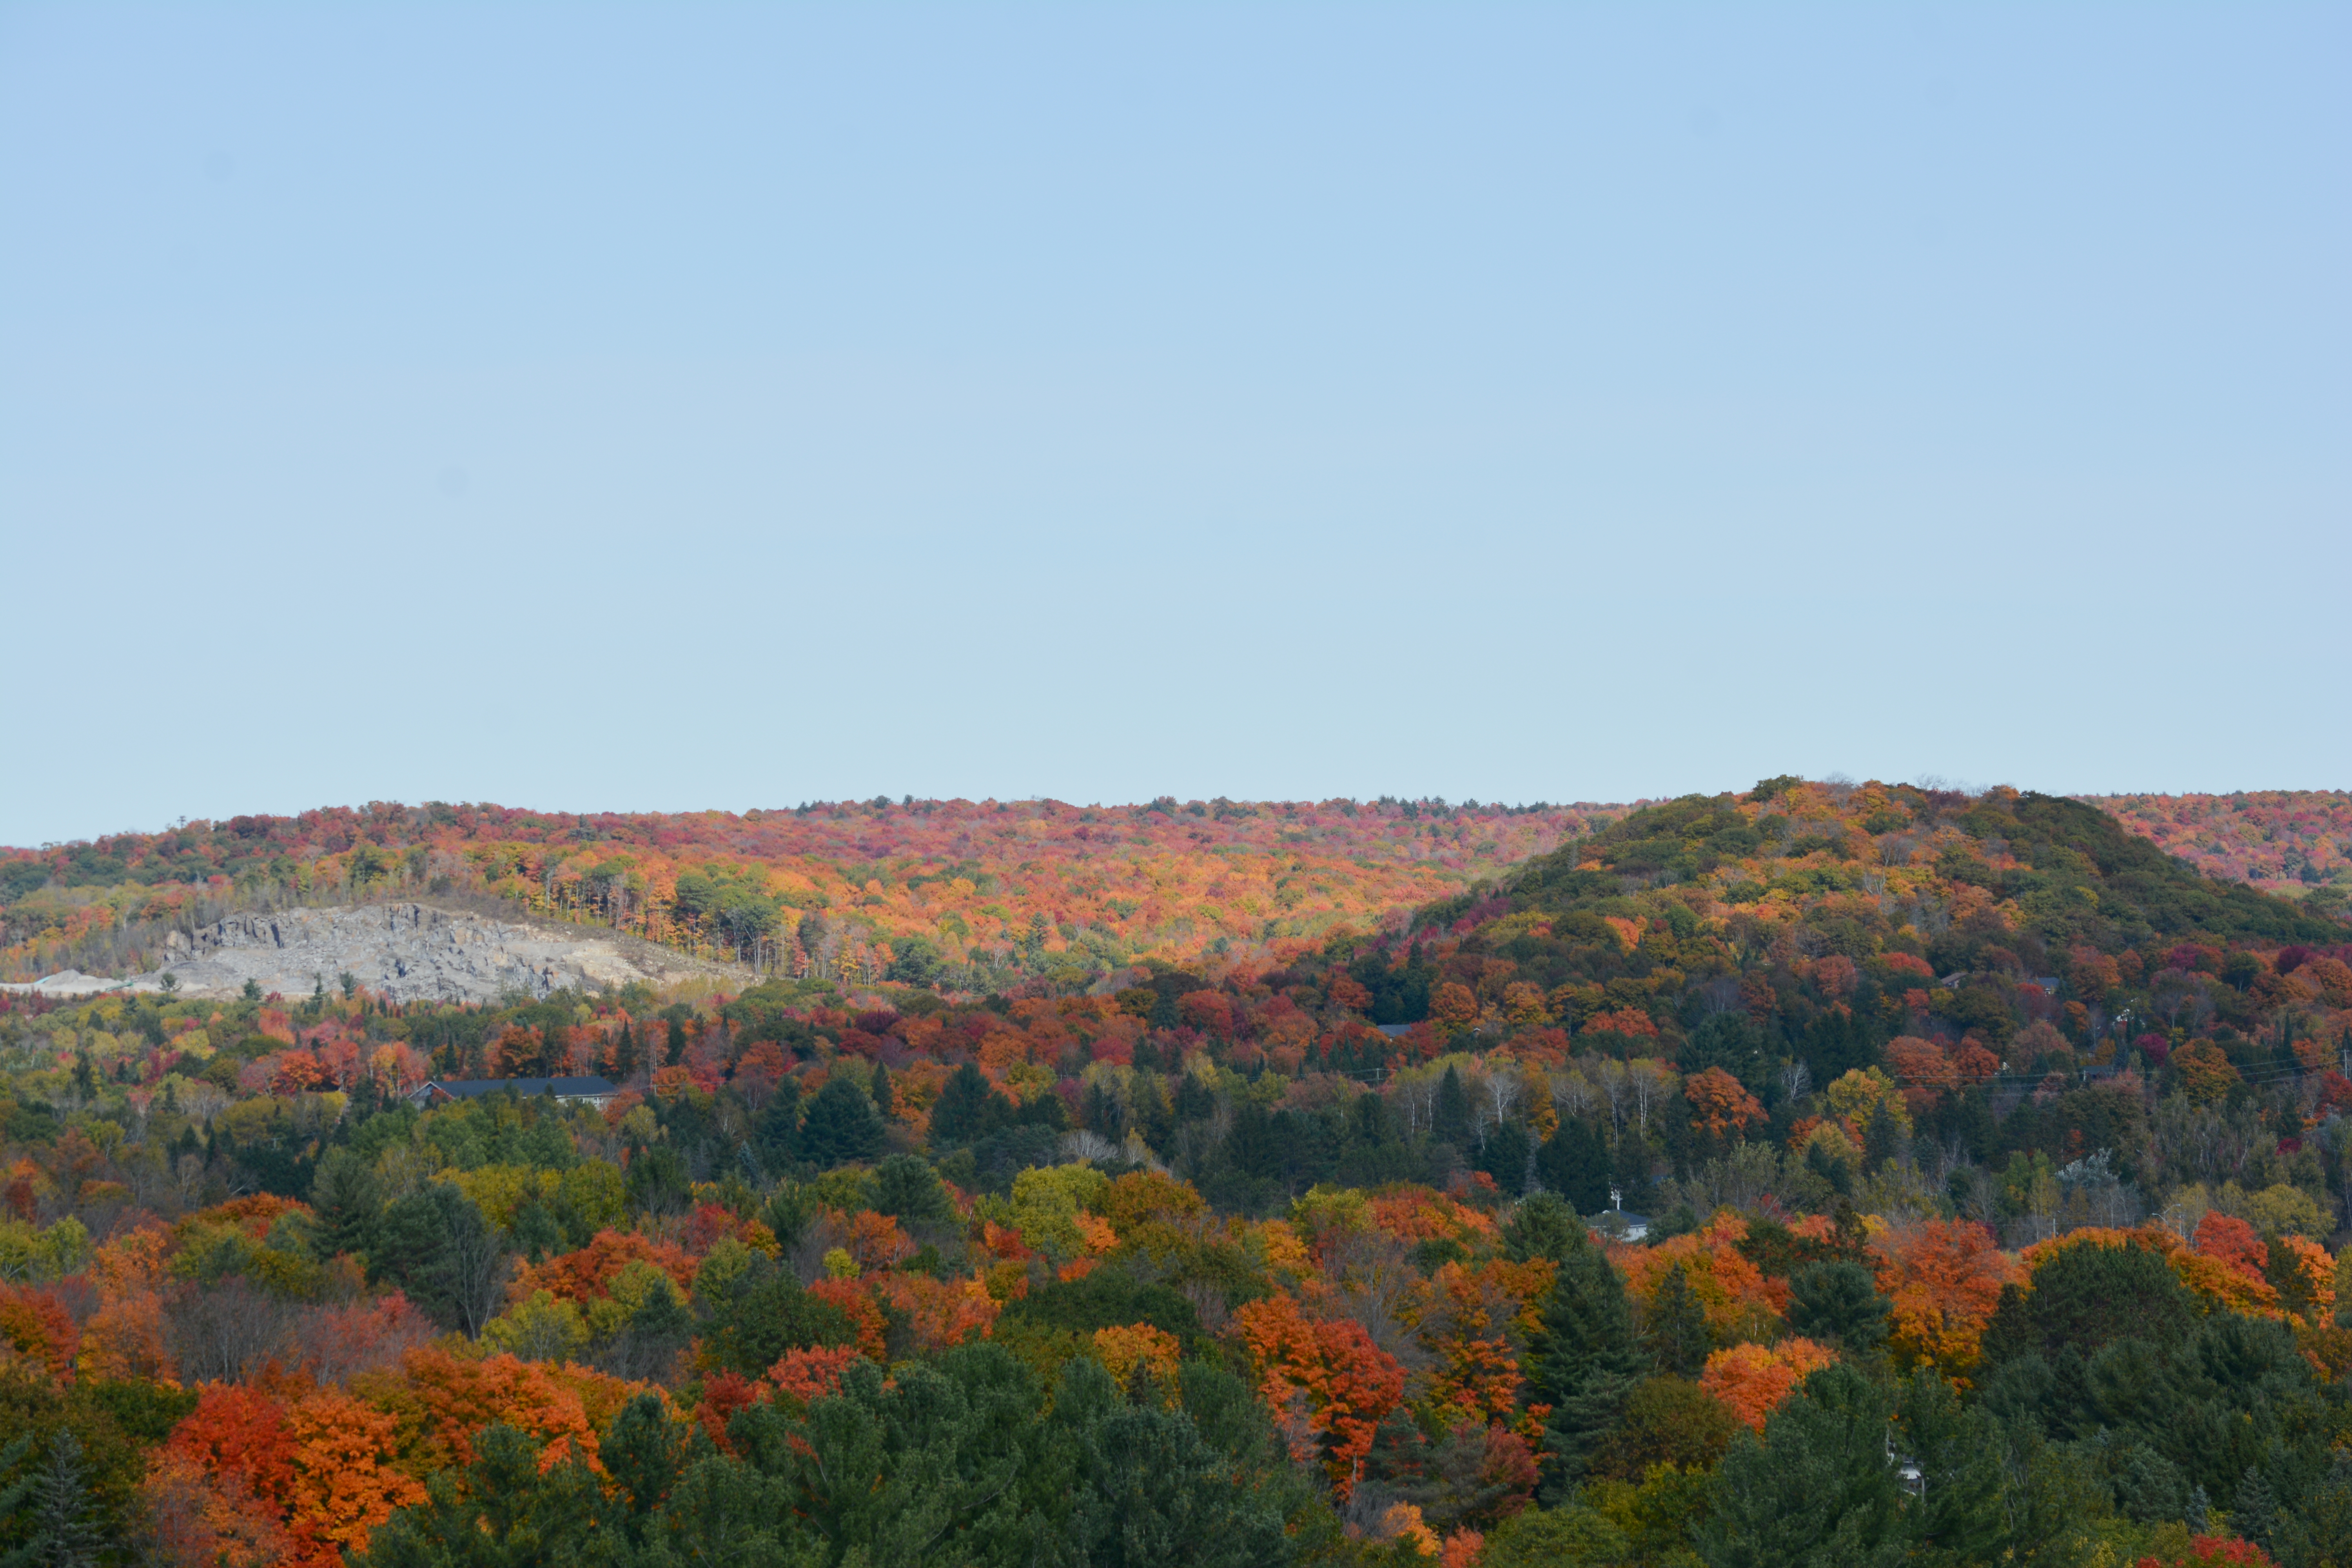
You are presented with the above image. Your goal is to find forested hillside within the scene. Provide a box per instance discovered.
[2086,791,2352,911]
[0,796,1621,990]
[3,777,2350,1565]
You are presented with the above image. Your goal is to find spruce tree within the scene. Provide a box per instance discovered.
[1536,1117,1612,1213]
[1433,1065,1473,1150]
[929,1062,1007,1149]
[309,1145,381,1263]
[1610,1127,1651,1206]
[797,1076,885,1169]
[1501,1192,1585,1266]
[1694,1362,1903,1568]
[27,1428,104,1568]
[1862,1099,1902,1174]
[1529,1210,1651,1496]
[664,1016,688,1067]
[1788,1261,1891,1354]
[2236,1465,2283,1559]
[870,1063,894,1125]
[1130,1073,1174,1154]
[1898,1370,2010,1561]
[1647,1262,1711,1378]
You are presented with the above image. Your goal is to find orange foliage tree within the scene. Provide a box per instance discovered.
[349,1345,630,1476]
[512,1229,699,1305]
[1233,1292,1406,1495]
[1699,1338,1838,1430]
[766,1345,863,1405]
[1612,1211,1786,1342]
[0,1283,77,1383]
[871,1271,1001,1354]
[1682,1067,1765,1141]
[279,1390,425,1566]
[1869,1220,2020,1377]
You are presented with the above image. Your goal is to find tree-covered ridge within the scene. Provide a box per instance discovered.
[2085,791,2352,909]
[5,776,2352,1564]
[1452,779,2346,946]
[0,796,1627,987]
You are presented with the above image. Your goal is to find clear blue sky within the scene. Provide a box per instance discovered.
[2,4,2344,846]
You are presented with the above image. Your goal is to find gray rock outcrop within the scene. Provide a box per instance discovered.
[1,903,751,1004]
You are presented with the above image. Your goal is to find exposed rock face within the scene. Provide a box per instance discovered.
[0,904,750,1004]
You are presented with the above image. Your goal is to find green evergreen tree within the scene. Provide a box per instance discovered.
[1694,1363,1903,1568]
[797,1076,886,1169]
[664,1016,689,1067]
[928,1062,1009,1149]
[1647,1263,1711,1378]
[1862,1099,1902,1174]
[1083,1080,1125,1140]
[1129,1072,1175,1154]
[23,1428,105,1568]
[624,1142,691,1217]
[1475,1120,1532,1195]
[309,1145,382,1263]
[754,1078,803,1173]
[359,1424,604,1566]
[1610,1126,1651,1205]
[597,1394,684,1553]
[1053,1358,1296,1566]
[701,1262,853,1377]
[1897,1370,2010,1564]
[1529,1210,1651,1496]
[1536,1117,1612,1212]
[2235,1465,2283,1560]
[869,1154,952,1223]
[1432,1065,1473,1150]
[1788,1261,1891,1355]
[1501,1192,1585,1266]
[869,1063,894,1125]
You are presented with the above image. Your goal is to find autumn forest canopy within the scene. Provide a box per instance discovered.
[4,779,2352,1566]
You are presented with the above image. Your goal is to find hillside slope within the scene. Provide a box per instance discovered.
[1257,776,2352,1087]
[0,796,1626,985]
[2083,789,2352,904]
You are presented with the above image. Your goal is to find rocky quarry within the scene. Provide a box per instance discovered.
[0,902,752,1004]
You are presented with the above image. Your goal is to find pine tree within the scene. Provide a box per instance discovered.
[1863,1099,1903,1174]
[1537,1117,1612,1213]
[26,1428,105,1568]
[1530,1213,1652,1497]
[797,1076,885,1169]
[1898,1370,2010,1561]
[1611,1127,1651,1205]
[1788,1261,1891,1355]
[1130,1073,1174,1154]
[929,1063,1008,1149]
[1503,1192,1586,1265]
[869,1064,894,1125]
[1433,1065,1473,1150]
[2236,1465,2283,1559]
[1083,1081,1125,1141]
[1648,1263,1711,1378]
[309,1145,381,1263]
[1693,1362,1902,1568]
[664,1017,688,1068]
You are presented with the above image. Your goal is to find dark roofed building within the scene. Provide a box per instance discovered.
[406,1075,620,1109]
